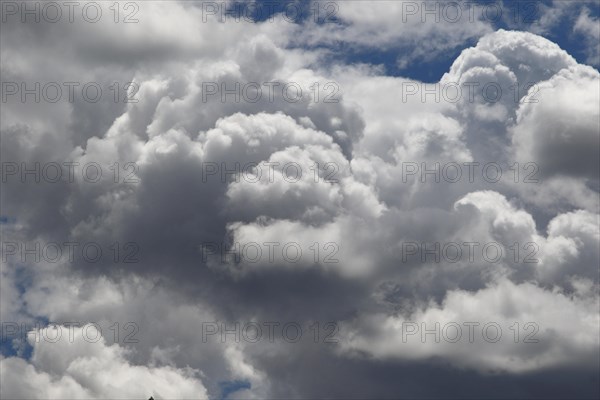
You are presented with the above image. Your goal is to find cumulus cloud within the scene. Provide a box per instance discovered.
[574,6,600,66]
[295,0,493,70]
[511,65,600,179]
[1,2,599,398]
[337,278,599,373]
[1,325,208,399]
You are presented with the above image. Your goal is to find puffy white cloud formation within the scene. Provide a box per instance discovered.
[1,1,599,398]
[1,325,208,399]
[338,278,599,373]
[511,65,600,180]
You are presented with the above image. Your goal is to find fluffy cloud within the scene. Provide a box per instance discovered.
[1,325,208,399]
[296,0,492,69]
[511,65,600,180]
[337,278,599,373]
[574,7,600,66]
[1,3,599,399]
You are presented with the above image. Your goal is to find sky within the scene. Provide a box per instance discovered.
[1,1,599,399]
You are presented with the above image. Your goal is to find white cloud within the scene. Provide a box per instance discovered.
[296,0,492,69]
[337,278,599,373]
[574,7,600,66]
[1,5,599,397]
[1,326,208,399]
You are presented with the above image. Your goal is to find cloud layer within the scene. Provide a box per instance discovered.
[1,1,599,399]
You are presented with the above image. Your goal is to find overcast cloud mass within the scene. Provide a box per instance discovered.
[1,0,599,399]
